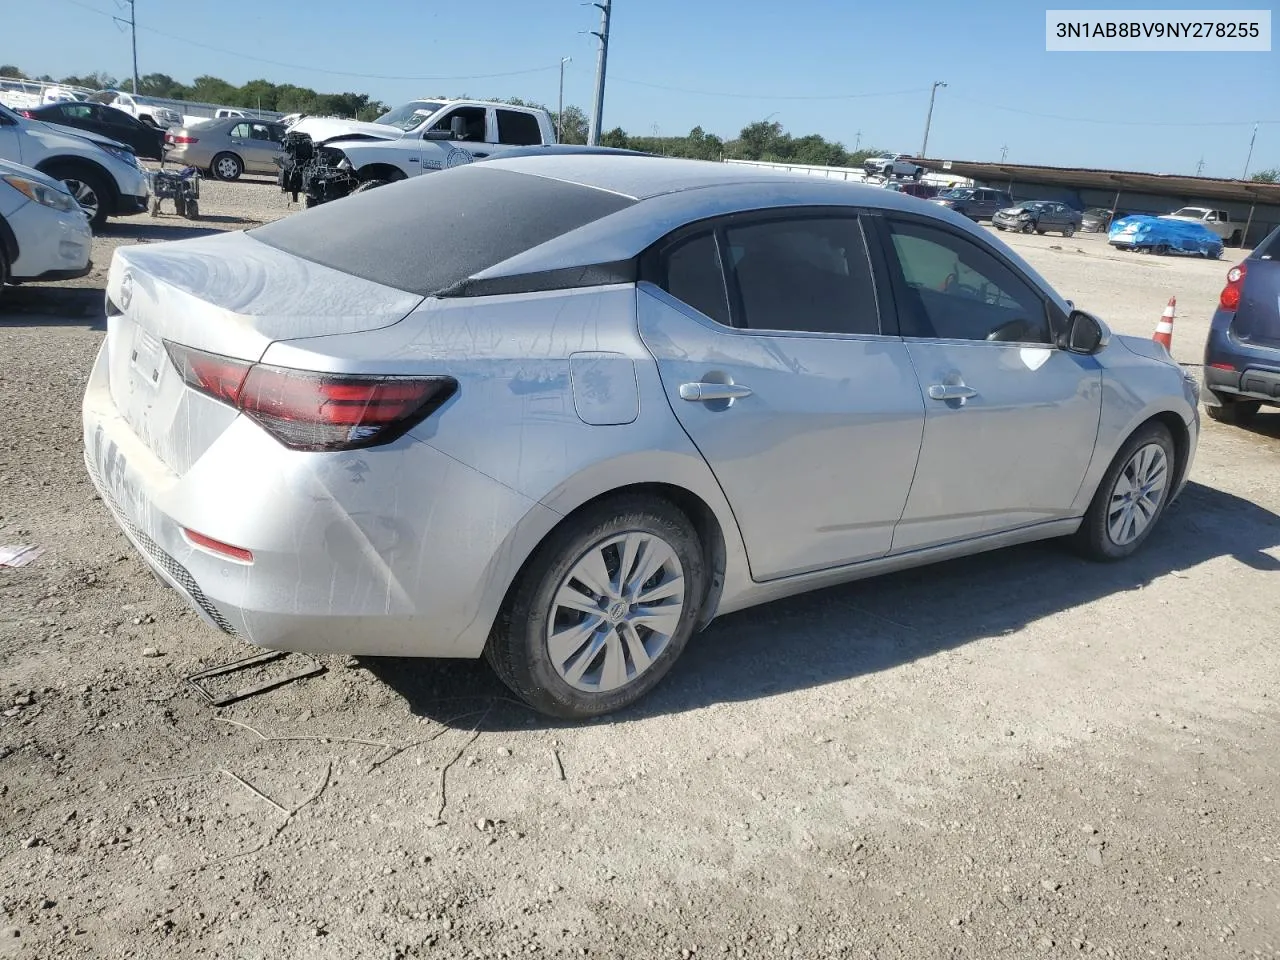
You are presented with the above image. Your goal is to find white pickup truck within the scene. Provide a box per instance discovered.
[283,99,556,203]
[862,153,925,180]
[1161,206,1242,245]
[85,90,183,130]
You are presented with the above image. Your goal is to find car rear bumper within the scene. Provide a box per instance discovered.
[81,339,555,658]
[1203,308,1280,406]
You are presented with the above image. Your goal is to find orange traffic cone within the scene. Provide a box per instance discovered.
[1153,297,1175,351]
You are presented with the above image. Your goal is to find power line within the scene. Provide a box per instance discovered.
[52,0,560,82]
[612,77,931,101]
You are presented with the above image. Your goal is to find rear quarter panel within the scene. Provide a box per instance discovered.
[262,285,751,645]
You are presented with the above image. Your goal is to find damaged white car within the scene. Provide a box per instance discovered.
[277,98,555,207]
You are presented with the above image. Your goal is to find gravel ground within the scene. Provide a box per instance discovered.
[2,182,1279,960]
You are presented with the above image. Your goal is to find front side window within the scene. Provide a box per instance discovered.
[724,216,880,336]
[428,106,486,142]
[885,219,1049,343]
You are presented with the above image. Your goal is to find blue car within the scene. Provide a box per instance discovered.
[1202,225,1280,424]
[1108,215,1224,259]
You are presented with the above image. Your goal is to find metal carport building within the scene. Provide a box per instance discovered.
[914,158,1280,248]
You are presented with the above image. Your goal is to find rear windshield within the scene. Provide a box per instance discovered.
[1254,225,1280,261]
[249,165,635,296]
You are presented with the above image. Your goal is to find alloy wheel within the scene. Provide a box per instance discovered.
[546,531,685,693]
[62,179,100,222]
[1106,442,1169,546]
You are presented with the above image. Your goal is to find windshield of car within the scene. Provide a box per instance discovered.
[939,189,973,199]
[1170,207,1208,218]
[250,165,635,297]
[375,101,446,130]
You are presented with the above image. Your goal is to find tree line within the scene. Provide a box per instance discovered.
[2,64,892,167]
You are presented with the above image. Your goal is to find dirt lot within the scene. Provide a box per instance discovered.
[2,179,1279,960]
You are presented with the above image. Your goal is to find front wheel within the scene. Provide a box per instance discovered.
[485,495,706,719]
[1063,223,1076,238]
[1072,422,1176,561]
[351,179,389,194]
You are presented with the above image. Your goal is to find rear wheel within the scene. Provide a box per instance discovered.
[1205,394,1260,425]
[211,152,243,181]
[1072,422,1175,561]
[0,240,9,299]
[485,495,706,719]
[184,200,200,220]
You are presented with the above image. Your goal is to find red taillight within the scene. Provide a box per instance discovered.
[166,342,252,404]
[1209,362,1236,371]
[167,135,198,145]
[164,342,455,451]
[183,528,254,563]
[1219,262,1247,311]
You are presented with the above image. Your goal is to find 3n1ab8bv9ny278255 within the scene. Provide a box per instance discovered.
[83,155,1200,719]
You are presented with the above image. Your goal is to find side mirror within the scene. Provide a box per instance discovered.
[1058,309,1110,355]
[450,115,467,139]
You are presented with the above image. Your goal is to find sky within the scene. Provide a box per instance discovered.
[8,0,1279,178]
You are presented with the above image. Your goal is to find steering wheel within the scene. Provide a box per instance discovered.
[938,271,959,292]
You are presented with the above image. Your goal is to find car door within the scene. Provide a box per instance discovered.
[876,215,1102,551]
[240,122,282,172]
[0,108,22,162]
[418,105,489,172]
[637,211,927,581]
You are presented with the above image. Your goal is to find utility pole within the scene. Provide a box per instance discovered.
[558,57,571,143]
[1242,122,1259,179]
[1196,156,1205,176]
[1000,144,1008,163]
[854,130,862,151]
[114,0,140,94]
[587,0,611,146]
[919,80,946,158]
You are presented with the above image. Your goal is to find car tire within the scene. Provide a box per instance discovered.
[1205,394,1260,425]
[1072,421,1176,561]
[995,225,1006,231]
[1063,224,1076,238]
[485,494,707,720]
[0,240,9,299]
[1153,244,1169,256]
[184,200,199,220]
[211,152,243,181]
[351,179,389,194]
[45,164,111,229]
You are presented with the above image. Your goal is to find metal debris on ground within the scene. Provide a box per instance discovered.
[0,545,44,567]
[185,650,326,707]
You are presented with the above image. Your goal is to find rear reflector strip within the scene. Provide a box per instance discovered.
[183,528,254,564]
[1210,362,1236,371]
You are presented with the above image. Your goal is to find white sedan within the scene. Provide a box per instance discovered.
[0,156,92,295]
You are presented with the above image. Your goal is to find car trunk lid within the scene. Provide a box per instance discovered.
[102,231,423,474]
[1230,257,1280,348]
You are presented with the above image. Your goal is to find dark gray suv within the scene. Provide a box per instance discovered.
[931,187,1013,223]
[1202,225,1280,425]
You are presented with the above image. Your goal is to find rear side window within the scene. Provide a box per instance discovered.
[249,165,635,297]
[496,110,542,146]
[661,232,730,325]
[725,217,880,335]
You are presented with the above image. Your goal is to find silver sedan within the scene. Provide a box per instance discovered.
[82,156,1200,718]
[163,117,285,180]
